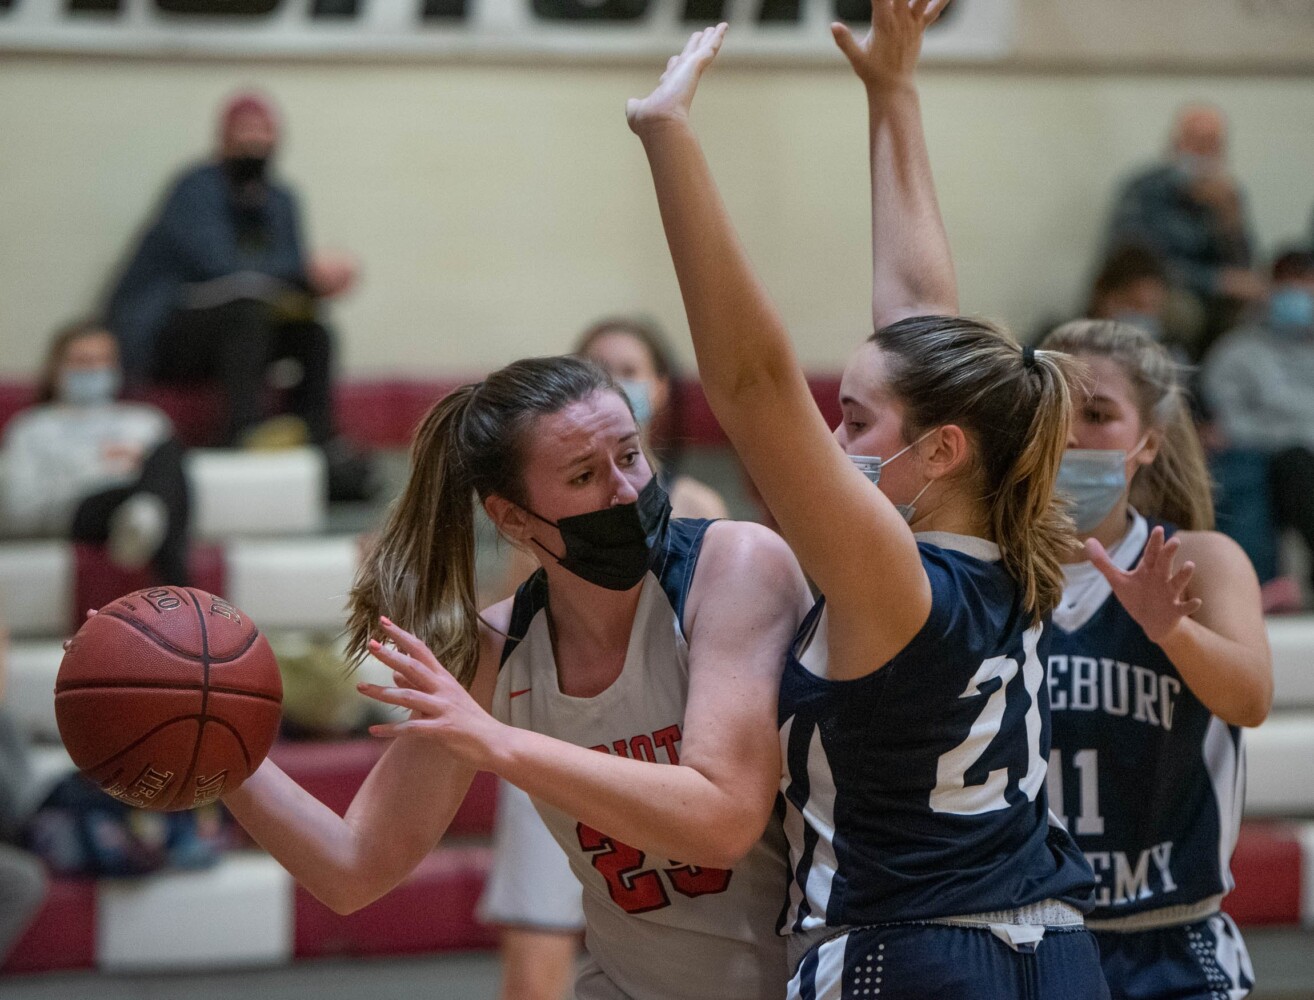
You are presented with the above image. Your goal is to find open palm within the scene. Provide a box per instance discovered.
[832,0,950,89]
[1087,526,1202,644]
[627,23,727,133]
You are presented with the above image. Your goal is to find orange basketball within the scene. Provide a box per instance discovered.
[54,587,282,812]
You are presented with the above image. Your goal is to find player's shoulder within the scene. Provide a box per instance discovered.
[1175,528,1256,578]
[700,518,795,574]
[693,519,807,610]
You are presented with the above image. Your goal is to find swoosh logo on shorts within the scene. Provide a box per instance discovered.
[510,688,532,699]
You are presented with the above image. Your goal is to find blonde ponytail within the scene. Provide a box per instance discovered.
[346,386,483,687]
[876,317,1079,622]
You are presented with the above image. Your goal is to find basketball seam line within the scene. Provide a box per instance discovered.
[172,589,213,810]
[81,714,254,779]
[55,680,282,704]
[99,610,261,664]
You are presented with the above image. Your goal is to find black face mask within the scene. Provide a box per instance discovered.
[223,154,269,187]
[527,476,672,591]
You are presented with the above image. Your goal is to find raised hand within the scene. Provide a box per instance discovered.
[1086,526,1202,645]
[355,617,503,768]
[626,23,727,135]
[832,0,950,90]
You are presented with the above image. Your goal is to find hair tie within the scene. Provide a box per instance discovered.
[1022,345,1037,369]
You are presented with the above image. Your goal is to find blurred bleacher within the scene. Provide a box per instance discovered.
[1,377,1311,978]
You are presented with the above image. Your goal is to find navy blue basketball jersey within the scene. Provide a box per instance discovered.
[778,533,1095,942]
[1048,513,1245,922]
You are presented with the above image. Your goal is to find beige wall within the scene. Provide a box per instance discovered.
[1,54,1311,379]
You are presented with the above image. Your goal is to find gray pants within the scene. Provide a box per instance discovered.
[0,843,47,961]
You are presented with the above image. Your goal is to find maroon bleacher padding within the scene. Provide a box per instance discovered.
[293,845,497,958]
[0,383,35,437]
[72,542,226,633]
[1224,821,1304,926]
[0,375,842,451]
[125,383,230,448]
[268,740,498,837]
[1,876,96,974]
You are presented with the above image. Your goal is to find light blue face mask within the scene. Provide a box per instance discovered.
[1057,436,1148,534]
[618,379,653,429]
[1111,312,1165,341]
[849,432,934,523]
[59,368,120,407]
[1268,287,1314,338]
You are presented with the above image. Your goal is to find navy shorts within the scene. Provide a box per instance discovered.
[786,922,1109,1000]
[1093,912,1254,1000]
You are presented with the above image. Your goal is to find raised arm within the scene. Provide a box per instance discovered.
[626,26,930,659]
[221,614,504,914]
[833,0,957,327]
[359,523,809,868]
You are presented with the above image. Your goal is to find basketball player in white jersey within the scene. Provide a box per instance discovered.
[224,355,812,1000]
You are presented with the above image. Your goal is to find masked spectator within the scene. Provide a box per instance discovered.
[1105,104,1265,355]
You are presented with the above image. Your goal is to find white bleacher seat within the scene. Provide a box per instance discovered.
[0,541,72,638]
[1267,616,1314,709]
[226,536,359,632]
[7,641,64,741]
[186,447,326,540]
[97,851,293,971]
[1245,714,1314,816]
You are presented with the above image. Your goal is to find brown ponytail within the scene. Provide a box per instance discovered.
[1041,320,1214,531]
[344,356,619,687]
[875,317,1079,622]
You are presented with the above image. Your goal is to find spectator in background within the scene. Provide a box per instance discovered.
[105,92,371,498]
[1088,243,1171,337]
[0,617,48,965]
[1202,250,1314,608]
[1105,104,1265,355]
[1,321,190,585]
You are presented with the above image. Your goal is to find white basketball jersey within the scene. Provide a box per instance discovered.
[491,519,789,1000]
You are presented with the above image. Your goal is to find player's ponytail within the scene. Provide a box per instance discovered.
[1041,320,1213,531]
[876,317,1079,622]
[346,384,482,688]
[345,356,621,688]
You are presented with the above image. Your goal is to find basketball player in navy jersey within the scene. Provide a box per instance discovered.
[223,356,813,1000]
[1040,319,1272,999]
[627,12,1104,1000]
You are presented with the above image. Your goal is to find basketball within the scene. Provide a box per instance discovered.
[54,587,283,812]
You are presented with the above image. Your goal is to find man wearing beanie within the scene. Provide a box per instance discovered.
[105,92,370,499]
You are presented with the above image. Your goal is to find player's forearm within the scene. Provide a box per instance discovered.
[224,759,380,913]
[866,81,957,328]
[226,751,456,914]
[494,726,770,869]
[1157,619,1273,728]
[636,118,808,427]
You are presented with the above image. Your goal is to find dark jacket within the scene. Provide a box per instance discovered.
[105,162,308,377]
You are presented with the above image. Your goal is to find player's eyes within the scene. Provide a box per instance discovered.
[620,450,640,466]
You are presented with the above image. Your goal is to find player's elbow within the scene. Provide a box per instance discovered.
[1233,678,1273,729]
[688,805,770,870]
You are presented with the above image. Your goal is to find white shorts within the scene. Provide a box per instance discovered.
[476,780,586,932]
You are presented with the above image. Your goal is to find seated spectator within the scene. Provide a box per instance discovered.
[104,92,372,499]
[1088,243,1171,336]
[1,321,190,584]
[1105,103,1266,355]
[0,617,47,966]
[1202,250,1314,606]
